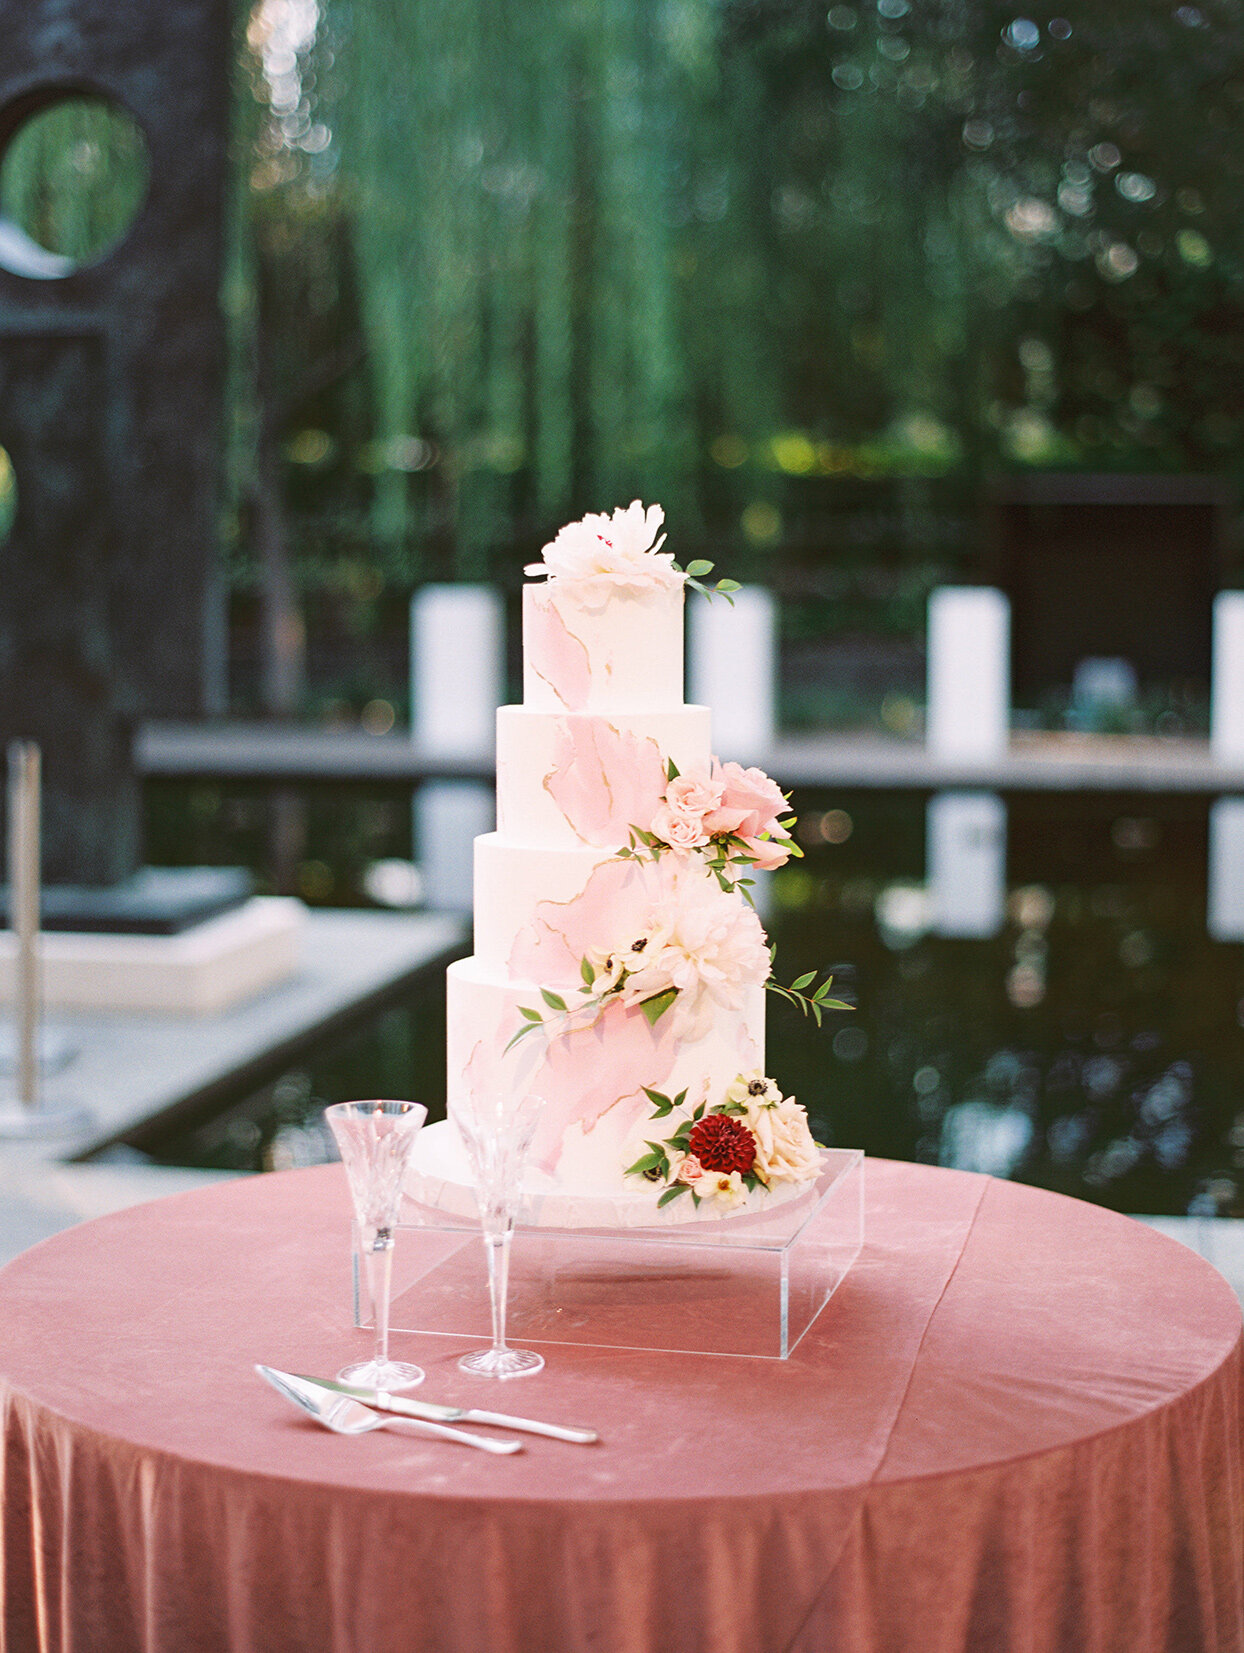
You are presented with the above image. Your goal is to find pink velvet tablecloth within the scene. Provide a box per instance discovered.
[1,1159,1241,1653]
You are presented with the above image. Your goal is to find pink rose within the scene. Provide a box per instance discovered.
[738,834,792,871]
[703,760,788,840]
[652,802,711,850]
[665,769,724,818]
[677,1153,704,1184]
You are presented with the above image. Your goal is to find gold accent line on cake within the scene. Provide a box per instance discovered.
[442,501,826,1222]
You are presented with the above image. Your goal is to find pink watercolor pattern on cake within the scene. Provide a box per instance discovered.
[543,718,669,846]
[524,588,592,710]
[508,857,646,985]
[460,998,678,1177]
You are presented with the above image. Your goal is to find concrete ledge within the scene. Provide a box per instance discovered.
[138,722,1244,795]
[0,908,465,1158]
[0,897,304,1015]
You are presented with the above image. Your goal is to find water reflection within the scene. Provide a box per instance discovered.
[766,789,1243,1218]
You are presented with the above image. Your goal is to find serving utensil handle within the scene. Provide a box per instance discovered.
[461,1410,598,1444]
[390,1415,522,1454]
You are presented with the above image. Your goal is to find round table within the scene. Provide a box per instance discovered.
[0,1161,1240,1653]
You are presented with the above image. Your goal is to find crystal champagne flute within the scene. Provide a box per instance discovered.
[325,1099,428,1391]
[457,1091,544,1379]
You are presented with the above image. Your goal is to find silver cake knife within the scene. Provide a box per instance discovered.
[271,1368,599,1443]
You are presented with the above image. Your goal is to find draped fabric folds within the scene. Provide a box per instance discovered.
[1,1161,1240,1653]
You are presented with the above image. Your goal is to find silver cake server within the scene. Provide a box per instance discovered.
[256,1366,522,1454]
[263,1365,598,1444]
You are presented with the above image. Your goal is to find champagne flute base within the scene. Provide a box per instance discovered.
[458,1346,544,1379]
[337,1357,425,1391]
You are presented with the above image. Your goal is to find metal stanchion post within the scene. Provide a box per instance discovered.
[0,743,88,1137]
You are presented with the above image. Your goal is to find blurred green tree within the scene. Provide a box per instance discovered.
[314,0,1244,583]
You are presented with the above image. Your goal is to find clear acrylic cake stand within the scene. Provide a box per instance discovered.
[352,1147,864,1361]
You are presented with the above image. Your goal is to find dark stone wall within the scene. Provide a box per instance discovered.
[0,0,231,883]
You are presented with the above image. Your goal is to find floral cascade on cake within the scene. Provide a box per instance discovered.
[440,502,846,1224]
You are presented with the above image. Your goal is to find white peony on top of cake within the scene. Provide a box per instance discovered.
[524,500,682,598]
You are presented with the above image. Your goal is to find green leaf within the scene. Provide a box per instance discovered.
[657,1183,691,1207]
[519,1005,543,1022]
[692,1101,706,1120]
[642,1086,672,1109]
[624,1150,663,1177]
[504,1022,541,1053]
[672,1088,688,1108]
[715,578,741,593]
[666,757,680,782]
[540,988,568,1012]
[640,988,678,1027]
[670,1129,692,1151]
[685,558,714,577]
[580,956,596,988]
[791,971,817,991]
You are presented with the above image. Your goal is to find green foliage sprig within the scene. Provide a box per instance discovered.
[672,558,741,604]
[765,961,851,1026]
[506,971,678,1054]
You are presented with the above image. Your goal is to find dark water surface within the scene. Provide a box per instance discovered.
[136,784,1244,1218]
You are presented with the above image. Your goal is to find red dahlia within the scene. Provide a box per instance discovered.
[687,1113,756,1175]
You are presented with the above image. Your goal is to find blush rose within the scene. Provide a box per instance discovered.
[651,802,712,850]
[703,760,790,840]
[665,769,724,817]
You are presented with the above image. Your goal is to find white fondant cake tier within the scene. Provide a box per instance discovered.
[445,954,765,1199]
[495,705,711,847]
[522,583,684,713]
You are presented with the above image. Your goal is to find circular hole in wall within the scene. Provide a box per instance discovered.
[0,92,149,278]
[0,446,14,542]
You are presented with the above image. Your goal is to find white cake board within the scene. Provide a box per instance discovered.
[0,898,305,1016]
[407,1116,820,1232]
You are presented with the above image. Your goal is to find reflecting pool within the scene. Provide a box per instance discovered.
[132,785,1244,1218]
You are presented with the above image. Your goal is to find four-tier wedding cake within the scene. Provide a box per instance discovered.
[415,502,828,1226]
